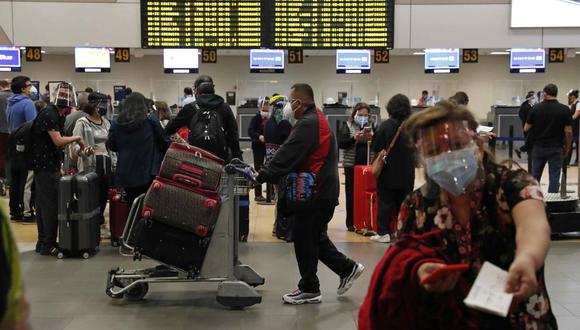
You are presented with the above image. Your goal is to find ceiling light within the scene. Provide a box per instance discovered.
[413,52,425,55]
[19,47,25,50]
[41,50,46,54]
[490,52,510,55]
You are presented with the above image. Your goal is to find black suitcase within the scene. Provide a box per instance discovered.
[239,195,250,241]
[133,218,212,275]
[58,173,101,258]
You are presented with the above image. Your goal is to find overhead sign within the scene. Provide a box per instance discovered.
[114,48,130,62]
[25,47,42,62]
[548,48,565,63]
[462,49,478,63]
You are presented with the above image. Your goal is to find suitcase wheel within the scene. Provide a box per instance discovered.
[57,252,65,259]
[82,252,90,259]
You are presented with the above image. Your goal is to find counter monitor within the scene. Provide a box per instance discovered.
[0,47,21,72]
[336,49,371,74]
[424,49,460,74]
[510,48,545,73]
[75,48,111,73]
[163,48,199,73]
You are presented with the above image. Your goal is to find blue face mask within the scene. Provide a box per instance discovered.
[425,147,479,197]
[354,115,369,128]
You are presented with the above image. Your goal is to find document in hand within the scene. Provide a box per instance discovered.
[463,262,514,317]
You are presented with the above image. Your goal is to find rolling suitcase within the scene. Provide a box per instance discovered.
[142,177,220,236]
[159,142,224,191]
[133,218,211,275]
[109,188,130,247]
[353,142,378,235]
[58,172,100,258]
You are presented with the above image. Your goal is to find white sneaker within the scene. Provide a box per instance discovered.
[100,225,110,239]
[337,263,365,295]
[370,234,390,243]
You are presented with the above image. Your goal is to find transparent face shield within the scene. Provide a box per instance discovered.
[53,82,78,108]
[268,95,288,122]
[418,121,482,197]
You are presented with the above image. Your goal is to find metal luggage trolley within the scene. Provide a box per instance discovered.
[105,165,265,308]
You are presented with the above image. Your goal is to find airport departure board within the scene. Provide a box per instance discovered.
[141,0,395,49]
[141,0,263,48]
[273,0,394,49]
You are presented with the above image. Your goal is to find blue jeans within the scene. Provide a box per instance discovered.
[532,145,563,193]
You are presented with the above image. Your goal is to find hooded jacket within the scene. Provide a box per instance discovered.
[0,90,12,134]
[107,113,170,188]
[7,94,36,133]
[257,105,339,207]
[164,93,242,162]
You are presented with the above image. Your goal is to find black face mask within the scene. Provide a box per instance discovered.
[98,107,107,117]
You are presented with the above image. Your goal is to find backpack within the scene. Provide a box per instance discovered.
[188,103,227,160]
[8,120,35,166]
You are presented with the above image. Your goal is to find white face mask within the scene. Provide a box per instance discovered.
[283,103,297,126]
[260,111,270,119]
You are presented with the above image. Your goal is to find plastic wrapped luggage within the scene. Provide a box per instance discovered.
[159,143,224,191]
[239,194,250,241]
[58,172,100,258]
[142,177,220,236]
[353,165,378,235]
[133,218,211,275]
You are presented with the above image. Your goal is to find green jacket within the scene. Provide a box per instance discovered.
[0,204,25,329]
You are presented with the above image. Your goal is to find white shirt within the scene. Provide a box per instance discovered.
[182,95,196,106]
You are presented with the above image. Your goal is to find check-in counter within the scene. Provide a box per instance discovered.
[489,105,523,138]
[237,107,258,141]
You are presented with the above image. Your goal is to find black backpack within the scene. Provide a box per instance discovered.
[188,103,227,160]
[8,120,35,166]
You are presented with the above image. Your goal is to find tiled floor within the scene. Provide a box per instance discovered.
[9,147,580,329]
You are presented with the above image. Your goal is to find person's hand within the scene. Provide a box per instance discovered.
[486,132,496,139]
[259,135,265,143]
[417,263,461,293]
[355,131,366,141]
[85,146,95,156]
[378,149,387,161]
[76,137,85,150]
[506,254,538,301]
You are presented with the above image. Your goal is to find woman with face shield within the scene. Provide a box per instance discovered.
[359,101,556,329]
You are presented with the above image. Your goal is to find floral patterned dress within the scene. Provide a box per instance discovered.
[397,160,558,329]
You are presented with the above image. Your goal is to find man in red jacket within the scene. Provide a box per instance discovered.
[256,83,364,304]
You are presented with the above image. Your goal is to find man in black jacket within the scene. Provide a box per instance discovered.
[165,75,242,161]
[256,83,364,305]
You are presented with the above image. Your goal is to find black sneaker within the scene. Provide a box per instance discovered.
[282,289,321,305]
[35,241,42,253]
[39,245,60,256]
[254,196,266,202]
[22,216,36,224]
[347,226,355,232]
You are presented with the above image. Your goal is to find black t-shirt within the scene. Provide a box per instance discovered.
[526,100,572,148]
[30,105,64,172]
[571,102,579,135]
[371,118,415,191]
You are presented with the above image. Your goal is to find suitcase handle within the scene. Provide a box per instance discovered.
[173,174,202,187]
[179,164,204,176]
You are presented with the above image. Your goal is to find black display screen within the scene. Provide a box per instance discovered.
[141,0,263,48]
[141,0,394,49]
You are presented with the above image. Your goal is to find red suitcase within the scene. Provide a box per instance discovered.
[142,177,220,237]
[353,165,378,235]
[159,142,224,191]
[109,189,130,247]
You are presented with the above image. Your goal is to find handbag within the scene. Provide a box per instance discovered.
[371,125,403,178]
[285,172,317,209]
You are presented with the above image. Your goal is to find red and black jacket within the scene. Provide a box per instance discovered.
[256,105,339,207]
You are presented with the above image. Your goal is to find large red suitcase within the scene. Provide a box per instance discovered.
[109,189,130,247]
[142,177,220,237]
[353,165,378,235]
[159,143,224,191]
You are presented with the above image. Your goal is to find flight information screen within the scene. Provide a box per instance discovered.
[141,0,263,48]
[140,0,394,49]
[272,0,394,49]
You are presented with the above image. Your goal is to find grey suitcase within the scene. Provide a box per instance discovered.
[58,172,101,258]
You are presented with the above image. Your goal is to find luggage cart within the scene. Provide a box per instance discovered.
[106,165,265,308]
